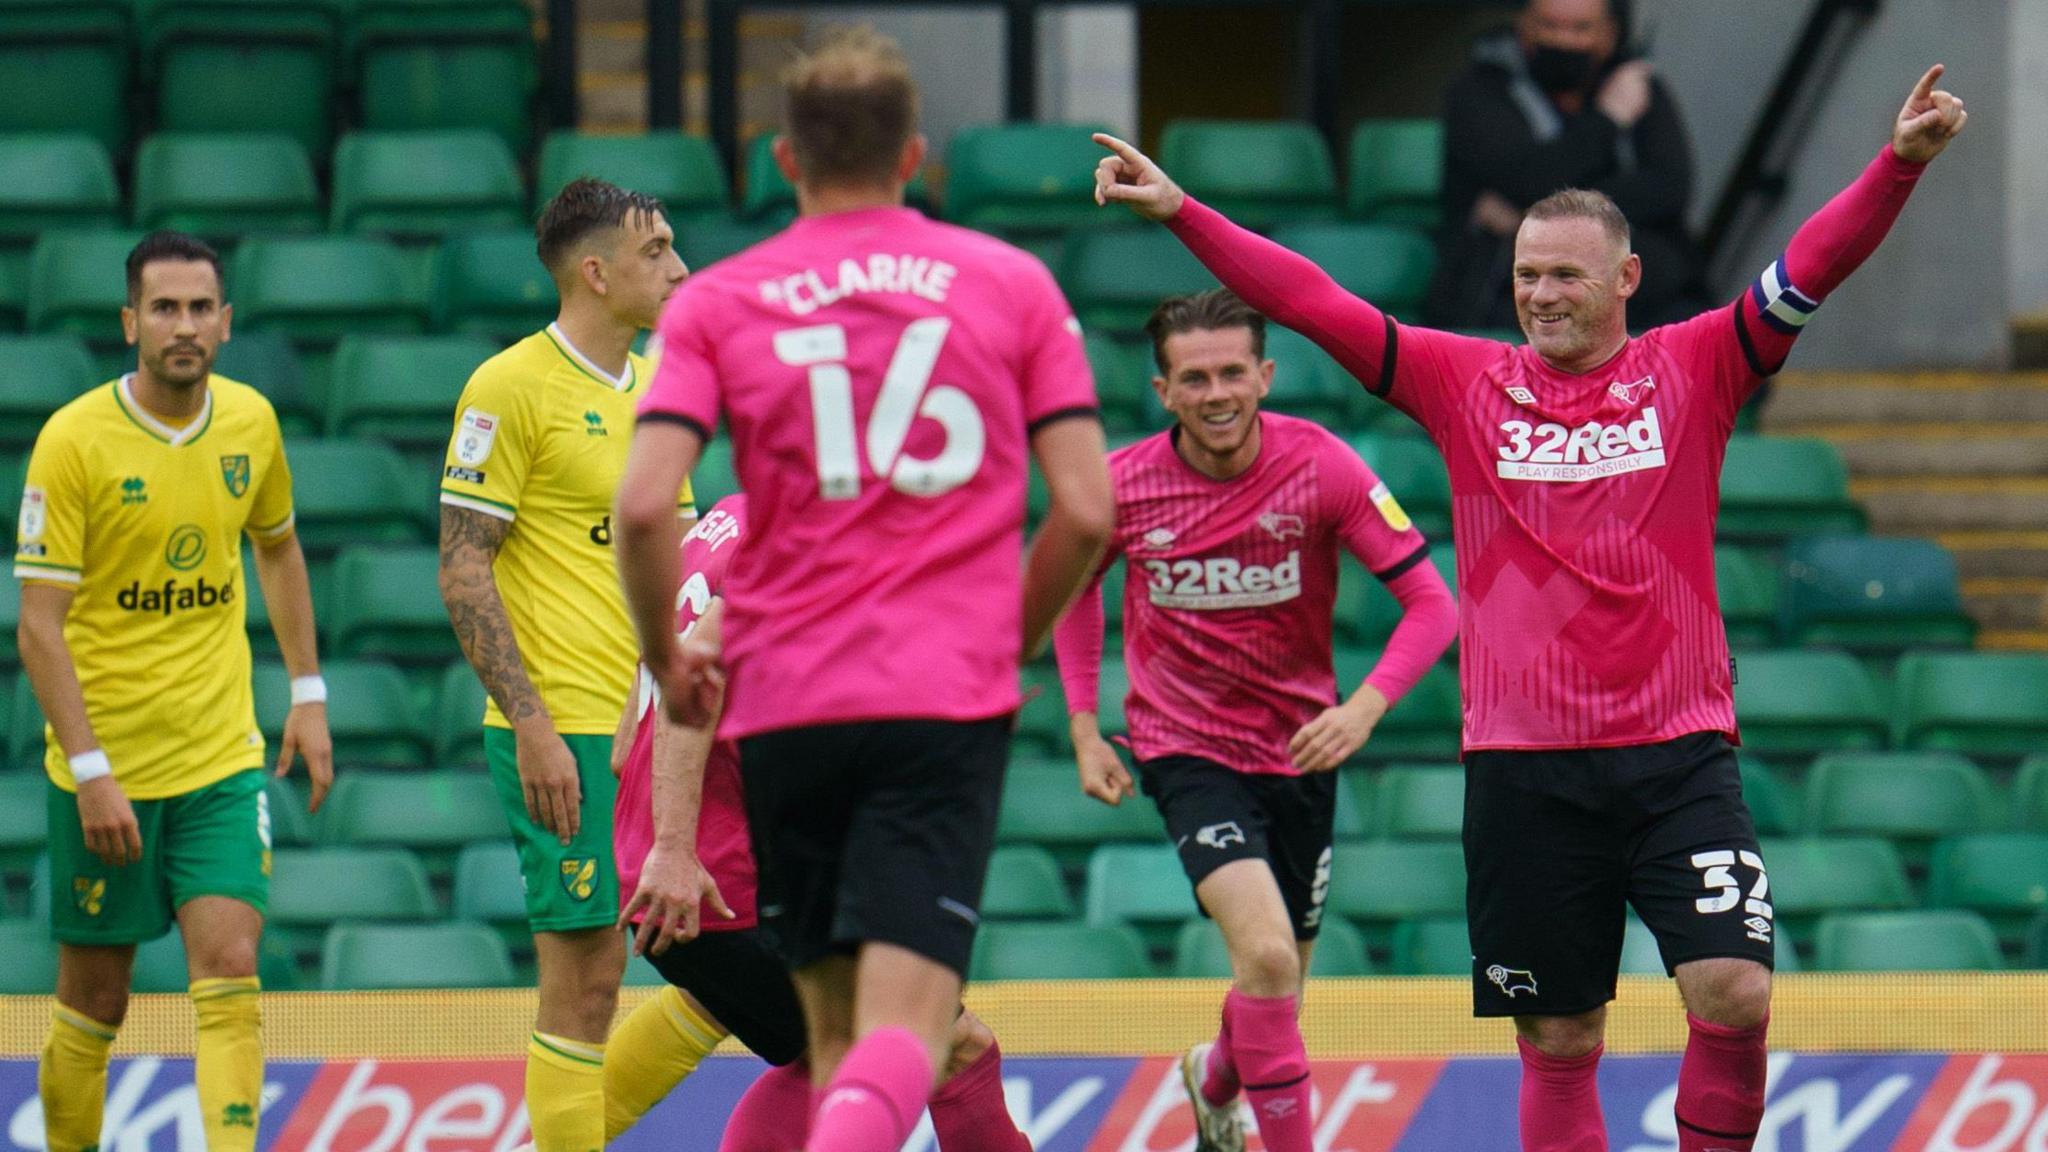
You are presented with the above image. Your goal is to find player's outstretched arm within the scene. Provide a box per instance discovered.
[251,534,333,812]
[18,584,140,866]
[1092,133,1397,393]
[1023,417,1115,660]
[616,420,720,727]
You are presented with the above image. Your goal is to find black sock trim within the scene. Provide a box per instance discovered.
[1244,1070,1310,1093]
[1676,1111,1759,1141]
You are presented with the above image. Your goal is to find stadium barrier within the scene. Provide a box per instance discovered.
[4,976,2047,1150]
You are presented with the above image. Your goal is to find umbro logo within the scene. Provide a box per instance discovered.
[1139,527,1177,550]
[1506,386,1536,405]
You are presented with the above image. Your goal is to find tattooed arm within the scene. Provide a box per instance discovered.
[438,505,583,842]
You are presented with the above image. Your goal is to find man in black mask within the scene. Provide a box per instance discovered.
[1426,0,1706,331]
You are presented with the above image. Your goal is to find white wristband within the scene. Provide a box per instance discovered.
[290,675,328,706]
[69,749,112,785]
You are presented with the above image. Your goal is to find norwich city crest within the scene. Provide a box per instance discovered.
[73,877,105,917]
[219,455,251,498]
[560,857,597,901]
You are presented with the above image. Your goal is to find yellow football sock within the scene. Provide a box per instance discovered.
[191,977,263,1152]
[604,985,728,1141]
[528,1031,606,1152]
[40,1004,117,1152]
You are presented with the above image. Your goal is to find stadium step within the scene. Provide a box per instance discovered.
[573,1,805,138]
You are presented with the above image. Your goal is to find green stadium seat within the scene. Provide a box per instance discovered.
[1335,545,1456,648]
[138,0,343,154]
[328,334,491,447]
[0,334,96,447]
[0,577,18,670]
[316,772,508,868]
[242,548,332,659]
[1174,915,1372,978]
[1013,665,1069,754]
[268,845,436,955]
[0,917,59,992]
[1717,438,1866,543]
[0,453,21,549]
[1619,915,1665,975]
[333,131,527,238]
[1269,223,1436,319]
[981,844,1075,920]
[214,333,317,436]
[0,250,25,330]
[944,123,1113,234]
[1730,650,1886,759]
[452,840,525,931]
[2019,757,2048,832]
[265,775,313,847]
[1801,752,1996,862]
[255,658,430,769]
[1346,119,1443,229]
[2029,911,2048,968]
[1928,833,2048,941]
[132,930,302,992]
[432,230,555,340]
[1347,434,1452,539]
[537,132,729,220]
[0,772,47,894]
[0,1,132,153]
[1084,333,1155,432]
[432,661,490,769]
[321,921,515,990]
[231,238,424,348]
[1328,841,1465,932]
[0,136,119,243]
[27,230,146,347]
[283,438,427,552]
[133,134,320,239]
[1059,228,1219,336]
[1369,764,1463,840]
[1095,658,1131,739]
[351,0,538,155]
[8,668,46,771]
[1159,120,1337,230]
[675,215,778,272]
[25,852,48,921]
[996,757,1165,868]
[1760,836,1912,945]
[1387,915,1470,976]
[1738,753,1798,837]
[1782,536,1974,655]
[1099,560,1129,639]
[688,435,741,510]
[1813,909,2001,972]
[1715,545,1780,649]
[970,921,1152,981]
[1083,843,1199,951]
[1262,326,1353,424]
[329,541,450,660]
[1893,652,2048,760]
[1334,653,1461,761]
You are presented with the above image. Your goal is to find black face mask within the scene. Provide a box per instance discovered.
[1526,45,1601,92]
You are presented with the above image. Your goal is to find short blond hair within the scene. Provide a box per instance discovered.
[1525,187,1632,252]
[782,26,918,187]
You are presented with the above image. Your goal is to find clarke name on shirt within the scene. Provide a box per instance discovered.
[757,253,960,317]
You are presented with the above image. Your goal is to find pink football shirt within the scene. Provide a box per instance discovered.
[1053,413,1450,775]
[642,207,1098,739]
[614,495,757,930]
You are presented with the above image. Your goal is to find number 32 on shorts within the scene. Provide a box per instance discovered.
[1691,848,1774,943]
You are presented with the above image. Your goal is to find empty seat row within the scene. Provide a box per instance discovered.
[1737,650,2048,760]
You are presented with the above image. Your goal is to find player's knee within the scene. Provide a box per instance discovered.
[185,935,259,981]
[1232,933,1303,996]
[66,985,130,1029]
[1682,959,1771,1030]
[1514,1012,1604,1060]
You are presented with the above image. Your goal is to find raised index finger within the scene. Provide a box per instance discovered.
[1911,64,1945,103]
[1091,133,1146,166]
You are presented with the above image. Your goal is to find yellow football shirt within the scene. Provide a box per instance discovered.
[439,325,696,734]
[14,375,295,799]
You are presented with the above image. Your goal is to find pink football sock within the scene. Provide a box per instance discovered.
[1675,1014,1768,1152]
[1517,1035,1608,1152]
[1201,1008,1240,1107]
[807,1027,934,1152]
[1224,990,1315,1152]
[720,1060,813,1152]
[930,1039,1031,1152]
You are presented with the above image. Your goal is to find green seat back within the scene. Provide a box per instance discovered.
[1388,915,1470,975]
[1802,752,1996,847]
[996,758,1165,865]
[452,840,525,927]
[690,436,740,510]
[268,846,437,928]
[1083,843,1199,934]
[981,844,1074,920]
[1893,652,2048,759]
[317,771,509,855]
[2028,911,2048,968]
[333,131,527,238]
[432,230,555,340]
[1159,119,1337,230]
[1619,915,1665,975]
[1928,833,2048,937]
[1346,119,1443,229]
[352,2,537,155]
[944,123,1111,234]
[1013,666,1069,754]
[0,334,96,447]
[1370,764,1464,839]
[1269,222,1435,317]
[1813,910,2001,972]
[970,921,1152,981]
[1335,545,1456,648]
[1175,915,1372,978]
[1730,650,1886,759]
[214,334,317,436]
[140,1,341,154]
[282,438,426,552]
[675,214,778,271]
[265,775,313,847]
[1262,326,1353,423]
[133,134,320,238]
[242,548,332,659]
[255,658,429,769]
[0,135,120,242]
[330,547,461,664]
[0,3,132,152]
[1738,753,1798,837]
[321,921,515,990]
[1783,535,1974,654]
[8,668,46,770]
[1059,227,1218,336]
[1334,653,1461,761]
[1716,545,1780,648]
[1718,437,1866,542]
[432,661,490,768]
[537,132,729,219]
[0,772,48,881]
[1347,434,1451,539]
[0,576,19,670]
[329,334,492,446]
[232,238,424,346]
[27,230,146,344]
[0,917,58,992]
[1085,333,1155,432]
[1328,840,1465,923]
[2019,757,2048,832]
[1760,836,1911,944]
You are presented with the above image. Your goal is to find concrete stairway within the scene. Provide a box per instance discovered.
[1763,372,2048,650]
[572,0,803,138]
